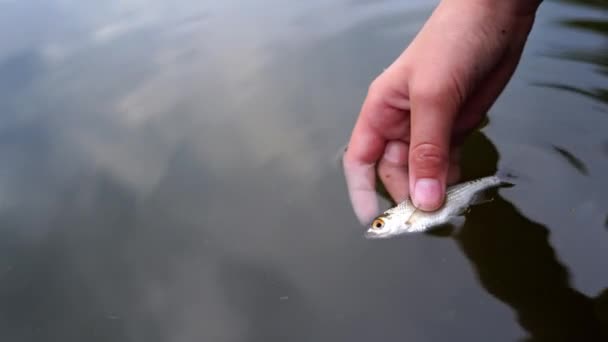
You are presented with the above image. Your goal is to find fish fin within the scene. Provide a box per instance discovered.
[405,215,414,225]
[405,205,420,225]
[470,192,494,206]
[424,217,465,237]
[448,216,466,227]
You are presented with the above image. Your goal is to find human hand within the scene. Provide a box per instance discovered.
[343,0,541,224]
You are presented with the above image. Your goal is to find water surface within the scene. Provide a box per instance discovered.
[0,0,607,341]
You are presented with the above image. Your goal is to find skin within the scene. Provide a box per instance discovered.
[343,0,543,224]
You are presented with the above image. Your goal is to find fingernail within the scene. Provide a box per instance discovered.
[383,143,401,163]
[414,178,441,210]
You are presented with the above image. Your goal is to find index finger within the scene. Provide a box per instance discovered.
[342,113,386,225]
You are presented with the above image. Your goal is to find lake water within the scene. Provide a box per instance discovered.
[0,0,606,341]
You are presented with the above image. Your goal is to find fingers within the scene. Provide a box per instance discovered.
[378,140,410,203]
[342,93,390,224]
[342,119,385,225]
[373,138,459,205]
[446,146,461,185]
[408,80,459,211]
[342,155,381,225]
[343,76,412,224]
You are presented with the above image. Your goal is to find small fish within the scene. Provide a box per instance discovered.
[365,173,513,239]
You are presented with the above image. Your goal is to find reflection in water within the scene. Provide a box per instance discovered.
[533,0,607,106]
[0,52,44,94]
[532,82,607,107]
[218,258,319,342]
[0,170,137,341]
[453,132,608,341]
[551,145,589,175]
[0,0,606,340]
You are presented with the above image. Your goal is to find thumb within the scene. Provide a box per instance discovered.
[408,81,459,211]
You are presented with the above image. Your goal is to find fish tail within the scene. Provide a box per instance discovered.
[495,167,521,186]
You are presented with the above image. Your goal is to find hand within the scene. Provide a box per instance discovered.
[343,0,541,224]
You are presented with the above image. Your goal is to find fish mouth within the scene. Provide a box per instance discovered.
[364,233,375,239]
[364,229,386,239]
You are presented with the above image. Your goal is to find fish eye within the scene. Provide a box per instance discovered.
[372,219,385,229]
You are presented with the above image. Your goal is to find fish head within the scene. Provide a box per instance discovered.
[364,212,412,239]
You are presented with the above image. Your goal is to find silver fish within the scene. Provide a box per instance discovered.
[364,174,512,239]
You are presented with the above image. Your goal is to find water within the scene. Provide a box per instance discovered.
[0,0,606,341]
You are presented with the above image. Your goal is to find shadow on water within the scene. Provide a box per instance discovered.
[446,132,608,341]
[532,0,608,106]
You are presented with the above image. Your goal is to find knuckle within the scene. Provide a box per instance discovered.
[411,143,448,176]
[410,78,447,104]
[367,76,385,96]
[409,74,465,110]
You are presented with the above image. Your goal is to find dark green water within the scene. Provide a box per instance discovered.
[0,0,606,341]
